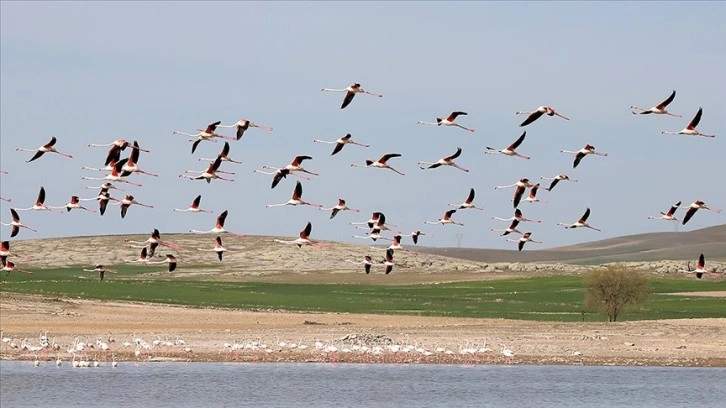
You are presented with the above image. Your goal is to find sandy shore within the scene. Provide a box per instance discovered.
[2,294,724,367]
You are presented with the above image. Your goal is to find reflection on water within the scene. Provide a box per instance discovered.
[1,361,723,408]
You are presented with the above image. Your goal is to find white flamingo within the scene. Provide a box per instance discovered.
[557,208,601,231]
[313,133,370,155]
[560,144,608,169]
[217,119,273,140]
[417,111,474,132]
[661,108,716,138]
[351,153,405,176]
[418,147,469,172]
[630,90,681,116]
[321,83,383,109]
[16,136,74,162]
[516,106,569,127]
[485,131,530,159]
[448,188,484,211]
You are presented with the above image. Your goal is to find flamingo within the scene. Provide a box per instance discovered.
[273,221,324,248]
[313,133,370,155]
[508,232,542,251]
[561,144,608,169]
[449,188,484,211]
[1,209,37,238]
[485,131,530,159]
[402,230,427,244]
[370,234,417,255]
[88,139,149,166]
[494,178,534,190]
[16,136,74,162]
[418,147,469,172]
[173,121,235,153]
[381,249,395,275]
[266,181,322,208]
[500,344,515,364]
[522,183,547,204]
[217,119,273,140]
[557,207,601,231]
[0,241,30,266]
[682,254,711,279]
[321,83,383,109]
[320,198,360,219]
[425,209,464,226]
[277,155,319,176]
[181,155,235,183]
[516,106,570,127]
[93,190,119,216]
[197,236,228,261]
[82,265,117,281]
[680,200,721,226]
[81,159,119,173]
[344,255,375,274]
[120,141,158,177]
[541,174,577,192]
[254,167,309,189]
[82,159,144,187]
[493,208,541,224]
[58,195,96,213]
[647,201,681,221]
[173,195,213,213]
[350,212,383,229]
[146,254,178,272]
[190,210,245,237]
[661,108,716,138]
[352,226,388,242]
[1,260,33,275]
[351,153,405,176]
[417,111,475,132]
[630,90,681,116]
[113,195,154,219]
[84,182,124,192]
[126,228,181,257]
[355,212,397,232]
[198,142,243,165]
[14,186,62,212]
[491,219,523,236]
[125,247,151,263]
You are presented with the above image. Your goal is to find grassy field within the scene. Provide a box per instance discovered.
[1,266,724,322]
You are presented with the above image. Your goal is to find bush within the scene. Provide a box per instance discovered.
[584,266,652,322]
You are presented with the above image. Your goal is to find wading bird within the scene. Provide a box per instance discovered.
[522,183,546,204]
[190,210,245,237]
[93,191,119,216]
[14,186,62,212]
[370,234,417,255]
[630,90,681,116]
[493,208,541,224]
[198,142,243,165]
[16,137,74,162]
[126,229,180,257]
[181,156,234,183]
[491,219,523,236]
[125,247,150,263]
[82,265,116,281]
[351,212,397,230]
[1,209,37,238]
[682,254,711,279]
[321,83,383,109]
[647,201,681,221]
[173,195,213,213]
[320,198,360,219]
[197,236,228,261]
[417,111,475,132]
[516,106,569,127]
[1,260,33,275]
[508,232,542,251]
[381,249,395,275]
[113,195,154,219]
[1,240,30,265]
[266,181,322,208]
[485,131,530,159]
[418,147,469,172]
[84,182,124,192]
[561,144,608,169]
[449,188,484,211]
[120,141,158,177]
[58,196,96,213]
[217,119,273,140]
[661,108,716,138]
[425,209,464,226]
[274,221,323,248]
[82,159,144,187]
[344,256,375,274]
[173,121,234,154]
[557,207,601,231]
[147,254,178,272]
[88,139,149,166]
[313,133,370,155]
[541,174,577,192]
[351,153,405,176]
[254,167,307,189]
[403,230,427,244]
[680,200,721,226]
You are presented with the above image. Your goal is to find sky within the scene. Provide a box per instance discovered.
[1,1,724,250]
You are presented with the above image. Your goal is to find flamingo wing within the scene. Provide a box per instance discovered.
[271,170,288,189]
[341,91,356,109]
[579,207,591,223]
[573,152,586,168]
[47,136,58,147]
[509,131,526,150]
[221,142,231,157]
[10,208,20,222]
[447,111,467,121]
[293,181,303,199]
[380,153,401,163]
[682,207,698,225]
[27,150,46,162]
[206,121,222,133]
[548,179,560,191]
[687,108,703,129]
[446,147,463,161]
[300,221,312,239]
[292,155,313,166]
[192,195,202,208]
[466,188,475,204]
[519,110,544,127]
[513,186,525,208]
[666,201,681,216]
[167,255,177,272]
[518,240,525,251]
[37,186,46,205]
[217,210,229,228]
[698,253,705,269]
[105,145,123,166]
[656,90,676,109]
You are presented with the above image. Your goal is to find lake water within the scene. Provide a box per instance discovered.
[1,361,723,407]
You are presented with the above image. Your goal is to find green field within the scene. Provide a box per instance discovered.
[1,266,724,322]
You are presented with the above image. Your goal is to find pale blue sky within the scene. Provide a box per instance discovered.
[1,1,724,250]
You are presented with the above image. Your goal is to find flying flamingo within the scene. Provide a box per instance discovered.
[541,174,577,192]
[173,121,234,154]
[125,247,151,263]
[1,240,30,266]
[1,209,37,238]
[197,236,228,261]
[494,178,534,190]
[16,137,74,162]
[217,119,273,140]
[508,232,543,251]
[351,153,405,176]
[557,207,601,231]
[425,209,464,226]
[278,155,319,176]
[449,188,484,211]
[661,108,716,138]
[320,198,360,219]
[85,190,119,216]
[560,144,608,169]
[522,183,547,204]
[120,141,158,177]
[81,159,119,173]
[266,181,322,208]
[516,106,570,127]
[680,200,721,226]
[402,230,427,244]
[354,212,397,233]
[1,260,33,275]
[417,111,475,132]
[181,156,235,183]
[273,221,324,248]
[88,139,150,166]
[82,159,144,187]
[198,142,243,165]
[491,219,523,236]
[14,186,62,212]
[370,234,417,255]
[313,133,370,155]
[112,195,154,219]
[381,249,395,274]
[630,90,681,116]
[352,226,388,242]
[82,265,117,281]
[173,195,213,213]
[146,254,178,272]
[254,167,308,189]
[126,229,180,257]
[485,131,530,159]
[647,201,681,221]
[682,254,712,279]
[493,208,541,224]
[58,196,96,213]
[84,182,124,192]
[344,256,375,274]
[418,147,469,172]
[190,210,245,237]
[321,83,383,109]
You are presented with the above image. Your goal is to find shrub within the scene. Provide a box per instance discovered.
[584,266,651,322]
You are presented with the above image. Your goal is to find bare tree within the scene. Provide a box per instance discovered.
[584,266,651,322]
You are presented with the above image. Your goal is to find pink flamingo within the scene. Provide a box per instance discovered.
[217,119,273,140]
[320,198,360,219]
[266,181,322,208]
[82,159,144,187]
[516,106,570,127]
[661,108,716,138]
[14,186,62,213]
[198,142,243,165]
[1,209,37,238]
[417,111,475,132]
[485,131,530,159]
[448,188,484,211]
[491,219,523,236]
[680,200,721,226]
[120,141,158,177]
[321,83,383,109]
[1,260,33,275]
[493,208,541,224]
[541,174,577,192]
[112,195,154,219]
[507,232,543,251]
[173,121,235,154]
[418,147,469,172]
[425,209,464,226]
[173,195,213,213]
[273,221,325,248]
[557,208,601,231]
[313,133,370,156]
[560,144,608,169]
[631,90,681,116]
[189,210,245,237]
[16,137,74,162]
[647,201,681,221]
[351,153,405,176]
[181,156,235,183]
[197,236,228,261]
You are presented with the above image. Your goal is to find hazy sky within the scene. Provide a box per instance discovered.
[1,2,724,250]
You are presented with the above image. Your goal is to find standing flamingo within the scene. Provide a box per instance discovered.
[561,144,608,168]
[500,344,515,364]
[14,186,62,212]
[485,131,530,159]
[181,156,235,183]
[541,174,578,192]
[448,188,484,211]
[198,142,243,165]
[266,181,322,208]
[173,195,213,213]
[351,153,405,176]
[82,159,143,187]
[630,90,681,116]
[313,133,370,155]
[425,209,464,226]
[661,108,716,138]
[113,195,154,219]
[173,121,234,153]
[273,221,324,248]
[217,119,273,140]
[647,201,681,221]
[417,111,474,132]
[16,137,74,162]
[321,83,383,109]
[197,236,228,261]
[1,260,33,275]
[493,208,541,224]
[1,209,37,238]
[120,141,158,177]
[320,198,360,219]
[508,232,542,251]
[680,200,721,226]
[491,219,523,236]
[189,210,245,237]
[516,106,570,127]
[418,147,469,172]
[557,207,601,231]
